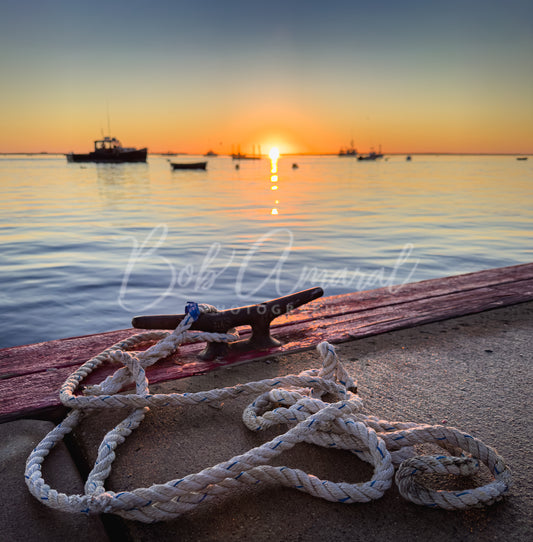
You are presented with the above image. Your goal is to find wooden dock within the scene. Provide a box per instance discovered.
[1,263,532,423]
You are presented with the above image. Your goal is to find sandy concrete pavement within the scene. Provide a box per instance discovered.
[2,302,532,541]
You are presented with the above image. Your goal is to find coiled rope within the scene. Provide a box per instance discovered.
[25,302,512,523]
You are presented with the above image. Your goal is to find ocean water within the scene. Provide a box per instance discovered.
[0,153,531,348]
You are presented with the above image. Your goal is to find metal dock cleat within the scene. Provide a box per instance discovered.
[132,287,323,360]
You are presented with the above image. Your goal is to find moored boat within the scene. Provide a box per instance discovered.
[231,144,262,160]
[66,137,147,163]
[231,153,261,160]
[338,140,357,157]
[170,161,207,170]
[358,146,384,161]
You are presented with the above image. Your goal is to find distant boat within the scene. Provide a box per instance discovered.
[231,144,262,160]
[66,137,147,163]
[358,152,383,161]
[516,157,528,161]
[338,140,357,157]
[406,155,412,161]
[204,150,218,157]
[170,161,207,170]
[231,152,261,160]
[358,146,384,161]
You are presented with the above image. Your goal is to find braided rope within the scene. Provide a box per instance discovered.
[25,304,512,522]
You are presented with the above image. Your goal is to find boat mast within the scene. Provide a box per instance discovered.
[106,101,111,137]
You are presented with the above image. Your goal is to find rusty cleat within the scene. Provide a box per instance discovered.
[132,287,324,360]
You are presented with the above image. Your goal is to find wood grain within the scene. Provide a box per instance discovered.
[1,263,532,422]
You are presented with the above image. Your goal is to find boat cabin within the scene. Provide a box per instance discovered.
[94,137,122,152]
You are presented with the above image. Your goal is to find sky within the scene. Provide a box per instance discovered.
[0,0,532,155]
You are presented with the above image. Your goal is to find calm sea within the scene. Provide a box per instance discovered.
[0,154,531,348]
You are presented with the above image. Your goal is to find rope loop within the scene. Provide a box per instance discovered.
[26,304,512,523]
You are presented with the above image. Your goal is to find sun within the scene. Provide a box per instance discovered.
[269,147,280,161]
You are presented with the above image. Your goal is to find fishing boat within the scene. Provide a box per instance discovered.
[170,161,207,170]
[338,140,357,157]
[357,152,382,161]
[357,146,384,161]
[66,137,147,163]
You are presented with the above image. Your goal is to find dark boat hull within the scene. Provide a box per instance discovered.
[66,149,147,163]
[170,161,207,170]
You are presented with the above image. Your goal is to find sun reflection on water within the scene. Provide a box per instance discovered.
[269,147,281,215]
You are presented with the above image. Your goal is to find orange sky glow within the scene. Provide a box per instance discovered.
[1,1,532,155]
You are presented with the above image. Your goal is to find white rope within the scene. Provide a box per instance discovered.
[25,303,512,523]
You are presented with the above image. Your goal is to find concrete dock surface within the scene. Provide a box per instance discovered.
[2,302,532,541]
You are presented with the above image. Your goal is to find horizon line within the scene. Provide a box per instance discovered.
[0,151,531,157]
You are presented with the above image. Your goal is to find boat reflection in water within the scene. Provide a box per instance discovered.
[66,137,148,163]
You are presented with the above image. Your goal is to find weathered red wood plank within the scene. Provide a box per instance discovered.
[0,329,139,379]
[0,329,226,379]
[1,263,532,422]
[307,262,533,316]
[3,263,533,379]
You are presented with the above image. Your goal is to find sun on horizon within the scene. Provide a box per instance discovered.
[268,147,280,161]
